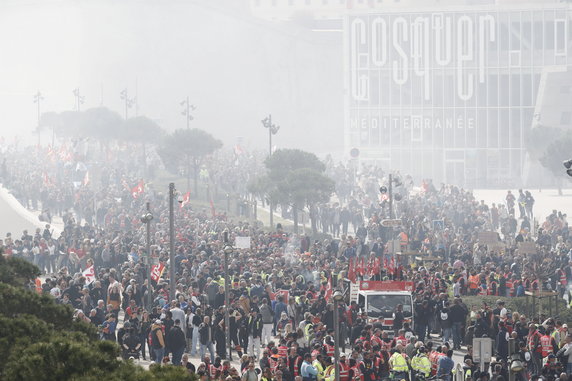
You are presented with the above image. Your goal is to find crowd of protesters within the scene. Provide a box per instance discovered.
[2,141,572,381]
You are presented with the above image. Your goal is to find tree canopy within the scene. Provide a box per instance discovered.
[254,149,335,230]
[0,255,194,381]
[158,128,223,196]
[39,108,165,145]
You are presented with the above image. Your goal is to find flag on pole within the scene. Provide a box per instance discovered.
[82,265,96,284]
[151,263,165,282]
[324,276,332,301]
[210,199,216,217]
[180,191,191,209]
[83,171,90,186]
[348,258,356,283]
[131,180,145,198]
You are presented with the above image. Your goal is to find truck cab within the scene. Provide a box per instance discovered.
[352,281,414,336]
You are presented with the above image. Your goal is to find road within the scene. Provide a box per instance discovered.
[0,185,47,238]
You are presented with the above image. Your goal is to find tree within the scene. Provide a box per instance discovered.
[539,131,572,195]
[525,125,563,161]
[158,129,223,197]
[118,116,165,176]
[0,255,194,381]
[262,149,335,231]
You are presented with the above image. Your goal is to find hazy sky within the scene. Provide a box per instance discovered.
[0,0,343,153]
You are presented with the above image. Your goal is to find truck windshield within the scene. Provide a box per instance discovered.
[366,294,412,318]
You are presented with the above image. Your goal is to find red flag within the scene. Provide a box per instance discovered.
[348,258,356,283]
[210,199,216,217]
[373,257,381,275]
[151,263,165,282]
[180,191,191,209]
[131,180,144,198]
[360,257,366,276]
[388,256,395,275]
[324,276,332,301]
[366,258,373,276]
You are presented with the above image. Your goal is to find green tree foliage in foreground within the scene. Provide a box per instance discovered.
[0,255,194,381]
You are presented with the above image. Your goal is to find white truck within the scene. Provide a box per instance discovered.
[351,281,415,336]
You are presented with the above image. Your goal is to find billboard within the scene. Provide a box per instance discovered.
[345,6,572,187]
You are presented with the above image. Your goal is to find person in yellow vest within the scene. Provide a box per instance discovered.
[389,348,409,380]
[410,347,431,379]
[323,357,335,381]
[313,354,325,381]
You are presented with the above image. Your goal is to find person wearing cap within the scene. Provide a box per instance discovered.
[542,353,563,379]
[150,319,165,364]
[246,308,263,360]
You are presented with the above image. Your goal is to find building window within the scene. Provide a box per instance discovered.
[561,112,571,125]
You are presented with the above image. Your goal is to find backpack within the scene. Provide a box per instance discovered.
[440,311,448,321]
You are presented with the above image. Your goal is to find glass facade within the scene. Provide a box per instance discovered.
[345,6,572,187]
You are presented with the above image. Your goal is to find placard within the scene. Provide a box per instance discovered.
[235,236,251,249]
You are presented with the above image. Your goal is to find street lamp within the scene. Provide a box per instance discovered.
[120,88,135,119]
[73,88,85,111]
[33,91,44,146]
[223,229,233,360]
[180,97,196,129]
[261,114,280,229]
[140,202,153,311]
[332,289,344,381]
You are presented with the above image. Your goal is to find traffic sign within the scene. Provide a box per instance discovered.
[381,219,402,227]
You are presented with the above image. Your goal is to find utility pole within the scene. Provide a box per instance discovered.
[73,88,85,111]
[33,91,43,147]
[261,114,280,230]
[223,230,233,360]
[180,97,196,129]
[332,287,344,381]
[169,183,176,302]
[140,202,154,311]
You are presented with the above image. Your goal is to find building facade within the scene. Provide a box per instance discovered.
[345,4,572,187]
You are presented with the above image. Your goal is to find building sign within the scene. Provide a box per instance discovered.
[345,6,572,187]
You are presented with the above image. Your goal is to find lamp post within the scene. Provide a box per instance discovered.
[33,91,43,146]
[333,289,344,381]
[223,229,233,360]
[73,88,85,111]
[180,97,196,129]
[140,202,153,311]
[120,88,135,119]
[261,114,279,229]
[168,183,176,302]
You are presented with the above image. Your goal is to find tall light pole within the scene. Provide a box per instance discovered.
[73,88,85,111]
[120,88,135,119]
[33,91,43,146]
[261,114,280,229]
[169,183,176,302]
[140,202,154,311]
[223,229,233,360]
[180,97,196,129]
[333,289,344,381]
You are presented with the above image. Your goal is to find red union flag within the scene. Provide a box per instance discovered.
[180,191,191,209]
[131,180,145,198]
[275,290,289,302]
[82,265,95,284]
[151,263,165,282]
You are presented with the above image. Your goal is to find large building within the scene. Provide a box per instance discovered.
[250,0,572,187]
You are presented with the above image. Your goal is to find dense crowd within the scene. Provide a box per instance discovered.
[2,142,572,381]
